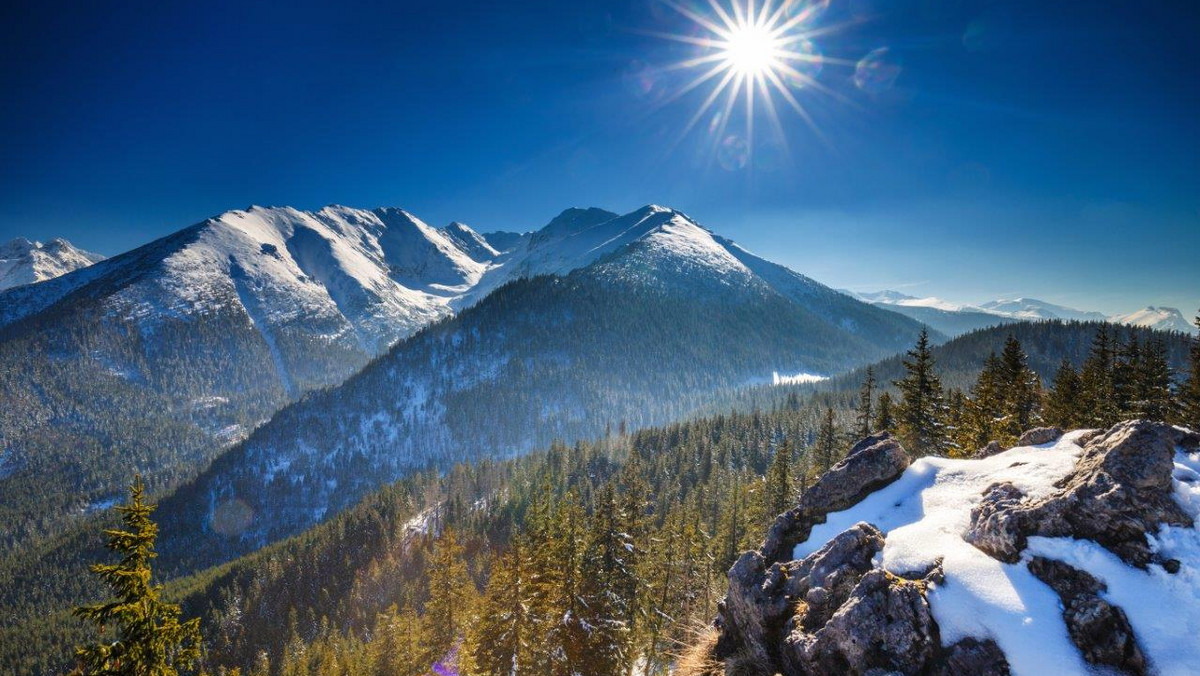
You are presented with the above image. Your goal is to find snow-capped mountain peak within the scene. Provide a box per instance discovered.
[977,297,1107,322]
[1111,306,1196,334]
[0,236,105,291]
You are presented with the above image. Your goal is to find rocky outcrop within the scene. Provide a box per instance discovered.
[1027,557,1146,675]
[1017,426,1063,446]
[699,421,1189,675]
[760,433,909,564]
[966,420,1192,568]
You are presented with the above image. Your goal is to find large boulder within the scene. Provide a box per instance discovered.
[760,433,909,564]
[966,420,1193,568]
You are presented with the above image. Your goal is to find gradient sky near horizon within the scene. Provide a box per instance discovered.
[1,0,1196,314]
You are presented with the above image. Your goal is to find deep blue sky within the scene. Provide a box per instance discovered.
[1,0,1196,314]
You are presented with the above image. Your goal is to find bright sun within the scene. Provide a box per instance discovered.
[653,0,841,156]
[722,23,782,76]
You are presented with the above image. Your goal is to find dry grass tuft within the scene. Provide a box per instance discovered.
[673,625,725,676]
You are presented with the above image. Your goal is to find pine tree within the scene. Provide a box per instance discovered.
[73,475,201,676]
[813,408,841,475]
[854,367,875,439]
[1044,357,1083,429]
[424,529,475,665]
[875,392,895,433]
[893,328,949,456]
[1179,313,1200,430]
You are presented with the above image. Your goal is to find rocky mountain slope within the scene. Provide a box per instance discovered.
[0,237,104,290]
[691,420,1200,676]
[150,205,932,573]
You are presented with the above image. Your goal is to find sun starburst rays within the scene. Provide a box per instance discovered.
[655,0,839,166]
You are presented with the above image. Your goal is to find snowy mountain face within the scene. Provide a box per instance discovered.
[441,221,501,261]
[152,205,934,572]
[0,237,104,290]
[0,205,500,549]
[1111,306,1197,335]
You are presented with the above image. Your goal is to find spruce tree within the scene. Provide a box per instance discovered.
[424,529,475,665]
[998,335,1042,442]
[813,408,841,474]
[764,440,793,518]
[1137,337,1173,422]
[578,485,631,675]
[854,367,875,439]
[875,392,895,433]
[1080,325,1119,426]
[1113,331,1142,417]
[73,474,201,676]
[960,352,1004,452]
[1179,313,1200,430]
[1044,357,1083,429]
[945,389,967,458]
[893,328,949,456]
[468,543,529,676]
[371,603,428,676]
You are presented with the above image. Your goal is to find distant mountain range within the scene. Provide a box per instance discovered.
[0,237,104,291]
[844,289,1196,337]
[0,204,928,551]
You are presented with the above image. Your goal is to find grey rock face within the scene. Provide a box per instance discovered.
[1017,426,1064,446]
[760,434,910,565]
[966,420,1192,568]
[1027,557,1146,675]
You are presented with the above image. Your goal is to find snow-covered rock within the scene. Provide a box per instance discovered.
[706,421,1200,676]
[0,237,104,290]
